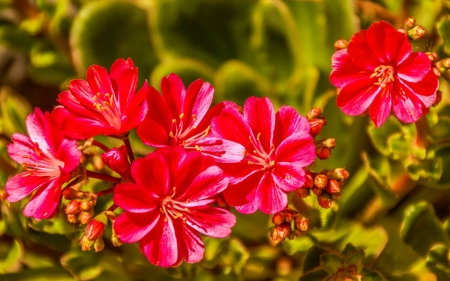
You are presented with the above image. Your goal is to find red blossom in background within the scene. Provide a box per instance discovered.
[211,97,316,214]
[137,74,244,163]
[54,58,148,139]
[330,21,439,127]
[5,108,82,219]
[113,147,235,267]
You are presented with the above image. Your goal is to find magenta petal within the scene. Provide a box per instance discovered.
[392,83,423,123]
[145,87,173,132]
[66,79,96,107]
[366,21,389,63]
[137,118,170,147]
[258,174,287,214]
[5,174,49,202]
[26,109,54,156]
[219,160,260,185]
[185,207,236,238]
[86,64,114,95]
[397,52,432,82]
[141,219,179,268]
[23,179,61,219]
[384,24,411,65]
[211,107,254,149]
[224,172,261,208]
[57,139,82,173]
[114,183,159,213]
[114,210,160,243]
[272,162,306,192]
[192,138,245,163]
[400,71,438,107]
[273,106,310,148]
[347,30,381,70]
[184,80,214,129]
[330,50,372,89]
[7,134,40,164]
[179,166,228,201]
[175,223,204,264]
[369,87,392,128]
[336,79,382,116]
[243,97,275,152]
[116,68,138,112]
[132,154,170,197]
[161,74,185,119]
[276,134,315,166]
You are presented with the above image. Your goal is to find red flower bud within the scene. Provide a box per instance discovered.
[334,39,348,50]
[433,90,442,107]
[407,25,425,40]
[309,118,326,137]
[297,187,310,198]
[270,224,291,245]
[67,214,79,224]
[285,212,294,224]
[326,179,341,194]
[80,199,95,211]
[85,219,106,241]
[295,217,309,232]
[316,146,331,160]
[79,209,94,225]
[62,188,78,200]
[303,171,314,188]
[272,213,285,225]
[318,193,332,209]
[426,52,438,63]
[94,238,105,252]
[65,200,81,215]
[314,174,328,189]
[403,17,416,30]
[307,108,322,120]
[321,138,336,149]
[329,168,349,181]
[101,145,132,178]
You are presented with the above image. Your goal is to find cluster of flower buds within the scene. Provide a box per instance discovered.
[306,108,335,160]
[269,208,309,245]
[400,17,425,40]
[79,211,112,252]
[63,188,97,225]
[297,168,349,209]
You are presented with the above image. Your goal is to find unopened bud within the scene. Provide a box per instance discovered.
[67,214,79,224]
[307,108,322,120]
[65,200,81,215]
[334,39,348,50]
[62,188,78,200]
[433,90,443,107]
[285,212,294,224]
[426,52,438,63]
[79,209,94,225]
[321,138,336,149]
[433,67,441,78]
[80,236,94,251]
[303,172,314,188]
[101,145,132,179]
[111,223,122,247]
[318,193,332,209]
[331,193,341,201]
[94,238,105,252]
[93,155,104,171]
[441,58,450,69]
[403,17,416,30]
[297,187,310,198]
[85,219,106,241]
[407,25,425,40]
[272,213,285,225]
[270,224,291,245]
[309,118,326,137]
[314,174,328,189]
[326,179,341,194]
[295,217,308,232]
[312,187,322,195]
[80,200,95,211]
[316,146,331,160]
[329,168,349,181]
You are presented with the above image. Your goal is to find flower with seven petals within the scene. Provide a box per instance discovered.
[330,21,439,127]
[6,108,82,219]
[113,147,236,267]
[211,97,316,214]
[54,58,148,139]
[137,73,244,163]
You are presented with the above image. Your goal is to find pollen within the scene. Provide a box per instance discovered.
[371,65,395,88]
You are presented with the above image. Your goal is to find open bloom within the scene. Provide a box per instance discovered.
[113,147,235,267]
[6,108,82,219]
[211,97,316,214]
[137,74,244,163]
[330,21,439,127]
[54,58,148,139]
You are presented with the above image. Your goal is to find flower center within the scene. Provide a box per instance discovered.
[93,92,122,130]
[370,65,395,88]
[21,143,64,178]
[245,133,275,172]
[169,113,210,150]
[159,187,189,223]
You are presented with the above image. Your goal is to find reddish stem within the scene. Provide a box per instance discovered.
[92,140,110,152]
[86,170,122,183]
[95,187,116,197]
[122,137,135,163]
[107,204,118,212]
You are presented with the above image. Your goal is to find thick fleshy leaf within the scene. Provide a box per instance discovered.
[114,183,159,213]
[23,179,61,219]
[243,97,275,152]
[114,210,160,243]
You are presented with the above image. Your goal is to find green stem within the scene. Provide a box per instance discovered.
[86,170,122,183]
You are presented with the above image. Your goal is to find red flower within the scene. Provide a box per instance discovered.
[211,97,316,214]
[330,21,439,127]
[54,58,148,138]
[113,147,235,267]
[6,108,82,219]
[137,74,244,163]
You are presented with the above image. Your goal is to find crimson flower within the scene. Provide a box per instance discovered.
[211,97,316,214]
[330,21,438,127]
[6,108,82,219]
[54,58,148,139]
[113,147,235,267]
[137,74,244,163]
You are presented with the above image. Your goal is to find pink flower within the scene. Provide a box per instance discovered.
[54,58,148,139]
[113,147,235,267]
[137,74,244,163]
[330,21,439,127]
[211,97,316,214]
[6,108,82,219]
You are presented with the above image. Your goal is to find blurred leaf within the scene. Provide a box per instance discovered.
[70,0,157,82]
[0,87,31,136]
[426,244,450,281]
[320,253,343,275]
[361,268,386,281]
[203,237,250,276]
[0,239,23,274]
[299,268,329,281]
[302,246,328,274]
[0,26,34,54]
[23,251,57,269]
[60,250,103,280]
[404,156,442,182]
[407,0,443,33]
[401,202,449,256]
[345,249,365,274]
[1,267,75,281]
[284,236,314,255]
[367,116,404,157]
[28,208,74,235]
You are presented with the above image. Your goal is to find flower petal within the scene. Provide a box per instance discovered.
[183,79,214,129]
[132,153,170,197]
[258,173,287,214]
[276,134,315,166]
[336,78,382,116]
[383,23,411,65]
[86,64,114,96]
[366,21,390,63]
[273,106,310,148]
[397,52,432,82]
[179,166,228,201]
[392,81,424,123]
[223,172,262,209]
[23,178,61,219]
[211,107,254,150]
[192,138,245,163]
[137,118,170,147]
[114,210,160,243]
[369,86,392,128]
[5,173,49,202]
[330,50,373,89]
[185,207,236,238]
[347,30,381,70]
[243,97,274,152]
[400,70,438,108]
[58,139,82,173]
[272,162,306,192]
[114,183,159,213]
[175,222,204,264]
[161,74,185,119]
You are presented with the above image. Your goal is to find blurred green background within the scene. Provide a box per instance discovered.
[1,0,450,280]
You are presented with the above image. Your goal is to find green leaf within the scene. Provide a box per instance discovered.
[299,268,329,281]
[28,208,74,235]
[302,246,328,274]
[284,236,315,255]
[345,250,365,274]
[0,87,31,136]
[0,25,34,54]
[367,116,403,157]
[361,268,386,281]
[320,253,344,275]
[426,244,450,281]
[70,0,157,83]
[0,239,23,274]
[404,156,442,182]
[401,202,449,256]
[1,267,76,281]
[60,250,103,280]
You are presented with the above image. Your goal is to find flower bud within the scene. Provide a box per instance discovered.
[303,171,314,188]
[94,238,105,252]
[270,224,291,245]
[321,138,336,149]
[85,219,106,241]
[307,108,322,120]
[272,213,285,225]
[433,90,443,107]
[330,168,349,181]
[101,145,132,179]
[312,187,322,195]
[309,118,326,137]
[326,179,341,194]
[441,58,450,69]
[334,39,348,50]
[295,217,309,232]
[80,199,95,211]
[79,209,94,225]
[433,67,441,78]
[216,196,228,208]
[426,52,438,63]
[62,188,78,200]
[285,212,294,224]
[331,193,341,201]
[314,174,328,189]
[318,193,332,209]
[407,25,425,40]
[65,200,81,215]
[316,146,331,160]
[80,236,94,251]
[403,17,416,30]
[297,187,310,198]
[93,155,104,171]
[67,214,79,224]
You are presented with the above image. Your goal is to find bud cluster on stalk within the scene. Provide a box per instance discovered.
[269,208,309,245]
[399,17,425,40]
[297,168,349,209]
[63,188,97,225]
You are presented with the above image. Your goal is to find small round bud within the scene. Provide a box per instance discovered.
[295,217,309,232]
[67,214,79,224]
[403,17,416,30]
[314,174,328,189]
[79,209,94,225]
[94,238,105,252]
[85,219,106,241]
[318,193,332,209]
[303,171,314,188]
[93,154,104,171]
[426,52,439,63]
[309,118,326,137]
[334,39,348,50]
[312,187,322,195]
[297,187,310,198]
[407,25,425,40]
[441,58,450,69]
[80,200,95,211]
[65,200,81,215]
[307,108,322,120]
[62,188,78,200]
[322,138,336,149]
[285,212,294,224]
[316,146,331,160]
[433,67,441,78]
[329,168,349,181]
[80,236,94,251]
[272,213,285,225]
[326,179,341,194]
[270,224,291,245]
[433,90,443,107]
